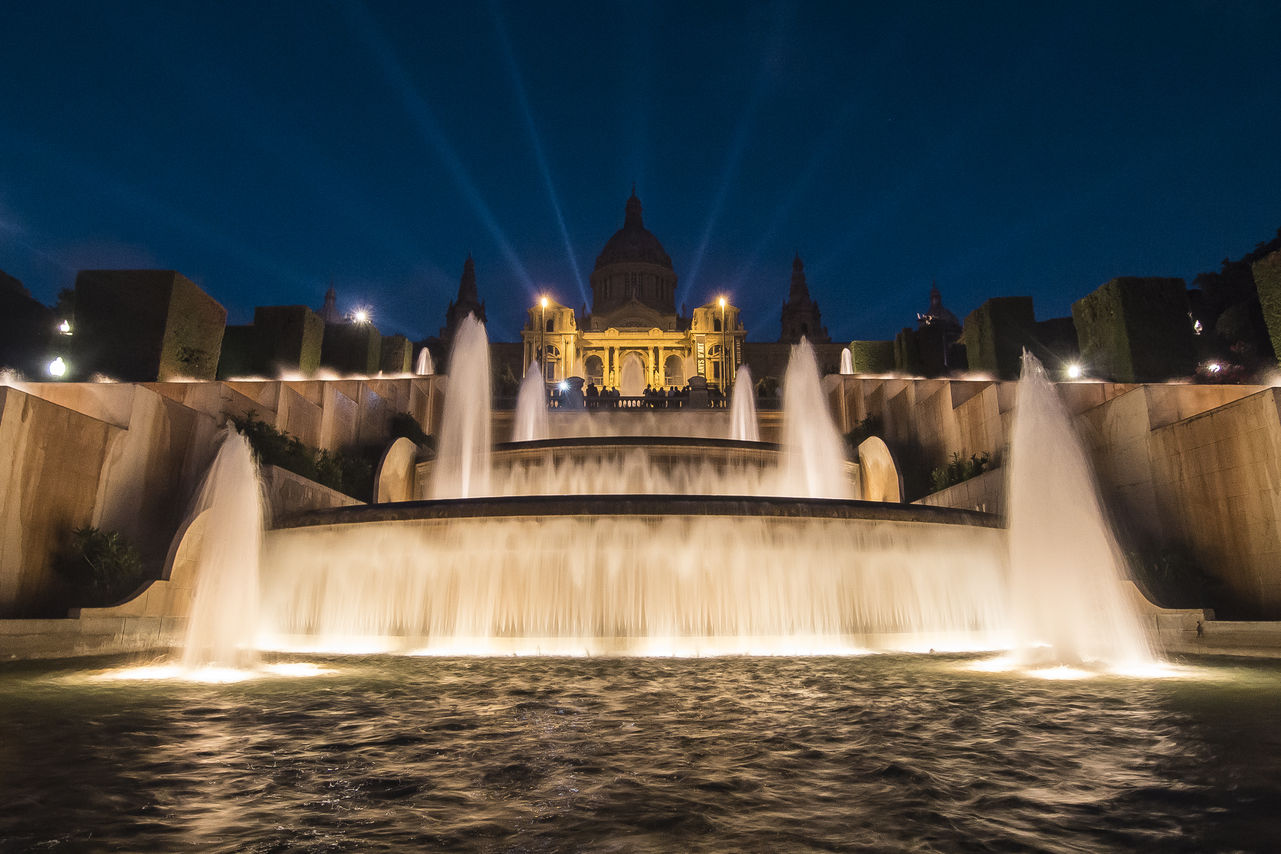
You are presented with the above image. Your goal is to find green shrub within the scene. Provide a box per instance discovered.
[54,526,146,607]
[929,451,992,493]
[229,410,383,501]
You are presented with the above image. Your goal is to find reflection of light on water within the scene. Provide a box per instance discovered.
[968,655,1193,680]
[87,662,335,683]
[1029,666,1093,681]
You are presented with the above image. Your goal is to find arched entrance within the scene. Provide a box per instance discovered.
[619,352,646,396]
[584,355,604,388]
[663,354,685,389]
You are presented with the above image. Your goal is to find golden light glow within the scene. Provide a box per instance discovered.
[87,661,336,683]
[350,307,372,325]
[718,296,727,309]
[540,296,549,309]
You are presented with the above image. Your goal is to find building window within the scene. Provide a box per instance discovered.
[713,317,722,332]
[546,318,554,333]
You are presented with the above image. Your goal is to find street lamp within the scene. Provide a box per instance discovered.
[539,296,549,383]
[718,296,727,392]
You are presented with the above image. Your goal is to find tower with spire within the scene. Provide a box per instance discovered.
[778,254,830,343]
[318,283,341,324]
[441,255,487,340]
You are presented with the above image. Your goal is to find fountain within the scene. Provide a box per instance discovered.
[512,361,549,442]
[729,365,760,442]
[1006,351,1152,667]
[430,314,492,499]
[840,347,853,375]
[414,346,434,376]
[180,428,265,669]
[781,338,856,500]
[256,329,1019,655]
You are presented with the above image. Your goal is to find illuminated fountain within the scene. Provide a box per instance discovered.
[181,429,265,670]
[1006,351,1153,668]
[511,360,549,442]
[414,346,434,376]
[729,364,760,442]
[430,315,491,499]
[257,322,1009,655]
[782,339,857,500]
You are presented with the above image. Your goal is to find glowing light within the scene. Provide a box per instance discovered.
[558,381,569,392]
[87,661,335,683]
[47,356,67,378]
[349,306,373,325]
[56,319,71,334]
[540,296,549,309]
[1066,363,1083,379]
[1193,319,1204,335]
[718,295,727,309]
[1206,362,1223,374]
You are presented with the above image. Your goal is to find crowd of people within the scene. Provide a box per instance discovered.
[575,383,726,409]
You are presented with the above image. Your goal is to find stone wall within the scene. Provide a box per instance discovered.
[0,376,441,617]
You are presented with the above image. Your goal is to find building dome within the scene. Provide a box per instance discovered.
[594,191,673,270]
[589,190,679,323]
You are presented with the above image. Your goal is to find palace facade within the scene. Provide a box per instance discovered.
[520,190,745,394]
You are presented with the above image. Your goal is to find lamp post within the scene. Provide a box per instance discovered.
[718,296,727,393]
[539,296,549,383]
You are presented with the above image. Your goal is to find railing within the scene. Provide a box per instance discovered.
[491,394,782,411]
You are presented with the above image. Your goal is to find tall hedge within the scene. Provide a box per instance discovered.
[848,340,894,374]
[1253,250,1281,364]
[1072,277,1194,382]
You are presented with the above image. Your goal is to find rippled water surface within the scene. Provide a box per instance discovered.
[2,653,1280,852]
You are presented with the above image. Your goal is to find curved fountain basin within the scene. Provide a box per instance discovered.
[263,497,1009,656]
[414,436,862,499]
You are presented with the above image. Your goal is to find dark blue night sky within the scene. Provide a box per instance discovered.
[2,1,1279,343]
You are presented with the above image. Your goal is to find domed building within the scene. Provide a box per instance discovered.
[522,190,744,396]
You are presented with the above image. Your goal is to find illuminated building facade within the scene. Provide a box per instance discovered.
[521,190,745,394]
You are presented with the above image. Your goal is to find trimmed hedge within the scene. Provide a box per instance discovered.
[848,340,894,374]
[1253,250,1281,364]
[1072,277,1194,382]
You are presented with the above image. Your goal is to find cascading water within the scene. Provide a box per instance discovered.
[181,428,265,669]
[782,338,855,499]
[256,334,1013,656]
[512,361,549,442]
[431,314,492,499]
[1006,351,1152,667]
[414,347,434,376]
[262,513,1009,656]
[840,348,854,375]
[729,365,760,442]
